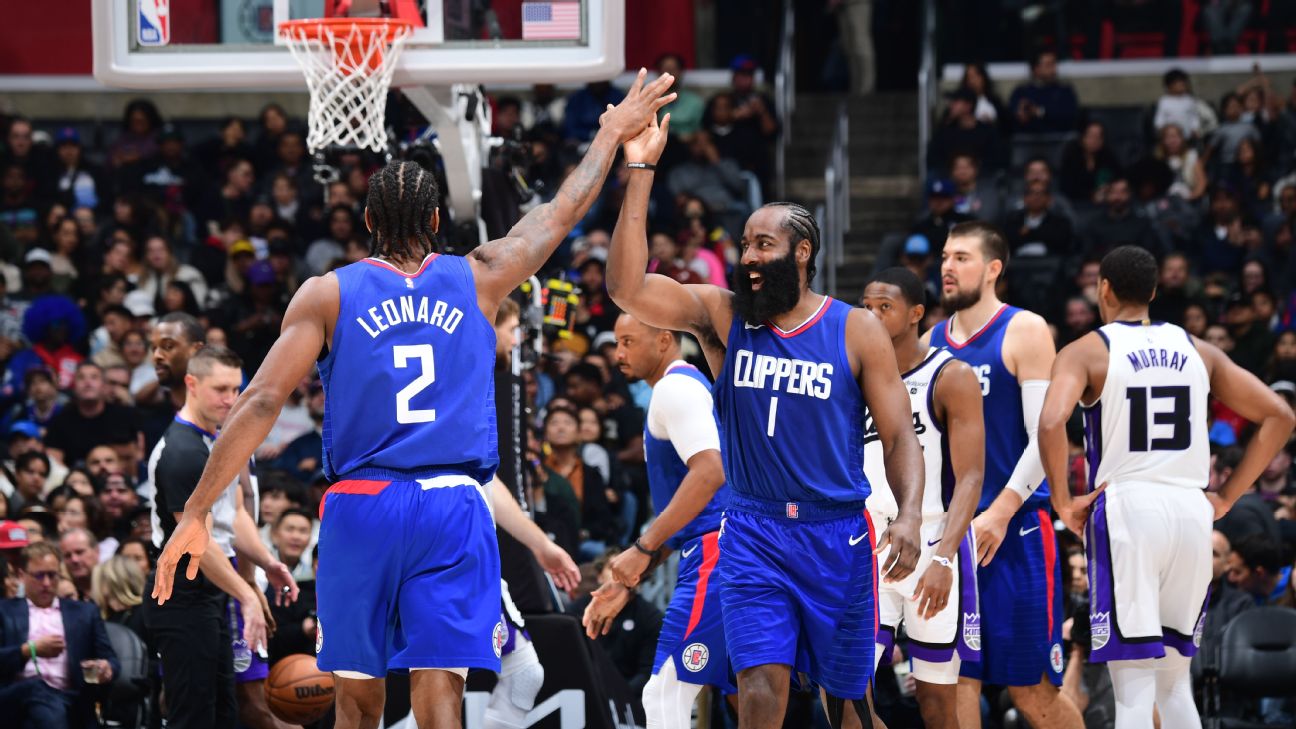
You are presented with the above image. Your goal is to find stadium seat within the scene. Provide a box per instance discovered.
[101,622,151,729]
[1201,606,1296,729]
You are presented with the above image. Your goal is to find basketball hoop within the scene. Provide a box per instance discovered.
[278,18,415,155]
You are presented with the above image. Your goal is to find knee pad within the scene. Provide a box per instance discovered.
[495,641,543,712]
[911,656,961,685]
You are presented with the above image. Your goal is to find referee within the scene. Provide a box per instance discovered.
[142,346,274,729]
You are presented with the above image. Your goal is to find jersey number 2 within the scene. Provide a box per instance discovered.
[1126,386,1190,451]
[393,344,436,424]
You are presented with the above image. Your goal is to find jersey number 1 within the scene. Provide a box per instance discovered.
[394,344,436,424]
[1126,386,1190,451]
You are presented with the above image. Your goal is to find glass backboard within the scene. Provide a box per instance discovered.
[93,0,624,89]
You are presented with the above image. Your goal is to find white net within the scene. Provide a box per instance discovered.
[279,20,413,154]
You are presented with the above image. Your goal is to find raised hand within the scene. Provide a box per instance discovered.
[624,112,671,166]
[598,68,677,144]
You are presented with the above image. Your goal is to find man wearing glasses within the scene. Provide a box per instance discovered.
[0,541,120,729]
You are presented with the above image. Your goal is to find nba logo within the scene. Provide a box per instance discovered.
[138,0,171,47]
[1091,611,1111,650]
[682,642,709,672]
[786,503,799,519]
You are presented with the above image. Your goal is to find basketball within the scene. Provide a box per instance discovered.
[264,654,334,725]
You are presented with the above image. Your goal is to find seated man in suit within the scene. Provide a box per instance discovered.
[0,541,120,729]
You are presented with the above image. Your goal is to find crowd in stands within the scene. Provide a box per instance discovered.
[907,50,1296,727]
[0,50,777,726]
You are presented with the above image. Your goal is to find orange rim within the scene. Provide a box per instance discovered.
[277,17,416,44]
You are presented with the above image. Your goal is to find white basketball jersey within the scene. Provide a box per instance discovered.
[865,348,957,518]
[1082,321,1210,491]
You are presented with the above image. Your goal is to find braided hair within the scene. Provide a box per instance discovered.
[365,161,441,260]
[761,202,821,284]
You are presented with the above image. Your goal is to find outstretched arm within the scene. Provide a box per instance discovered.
[852,310,923,582]
[490,476,581,595]
[153,275,335,603]
[1196,338,1295,516]
[470,70,676,312]
[605,112,732,352]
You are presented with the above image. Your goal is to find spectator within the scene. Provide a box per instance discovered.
[1059,121,1122,204]
[656,53,704,137]
[2,117,56,201]
[1158,123,1209,201]
[1148,252,1208,325]
[107,99,162,171]
[1269,332,1296,382]
[96,473,138,543]
[0,541,119,729]
[272,381,323,483]
[90,554,145,640]
[305,204,358,276]
[1213,445,1283,545]
[1222,291,1273,377]
[1227,533,1291,605]
[958,62,1005,128]
[7,452,49,515]
[57,529,99,600]
[268,508,314,582]
[44,363,142,473]
[1277,78,1296,175]
[704,93,767,187]
[543,405,618,561]
[1194,184,1249,275]
[667,131,750,235]
[911,178,973,255]
[0,164,40,249]
[195,158,255,234]
[949,153,1002,224]
[1255,442,1292,501]
[1154,68,1212,140]
[115,538,151,581]
[927,88,1002,174]
[568,548,663,697]
[136,236,208,313]
[1058,296,1098,346]
[43,218,84,296]
[726,54,779,188]
[1193,530,1257,717]
[219,260,284,373]
[194,117,252,181]
[1080,177,1161,257]
[1223,136,1272,220]
[563,81,626,146]
[1003,181,1072,257]
[1212,92,1261,167]
[1007,49,1079,134]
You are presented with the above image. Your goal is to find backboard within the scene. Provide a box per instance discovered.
[92,0,625,90]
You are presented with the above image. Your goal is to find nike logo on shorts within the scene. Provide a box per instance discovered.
[927,538,941,546]
[848,533,869,546]
[1019,525,1041,537]
[680,545,698,558]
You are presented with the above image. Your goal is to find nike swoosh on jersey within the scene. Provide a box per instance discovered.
[680,545,698,558]
[1019,526,1041,536]
[848,533,869,546]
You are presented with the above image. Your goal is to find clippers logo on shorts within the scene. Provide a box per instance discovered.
[1091,611,1111,650]
[786,503,799,519]
[682,643,709,672]
[962,613,982,651]
[492,620,507,659]
[1050,643,1064,674]
[138,0,170,46]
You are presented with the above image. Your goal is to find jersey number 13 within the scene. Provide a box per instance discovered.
[1125,385,1190,452]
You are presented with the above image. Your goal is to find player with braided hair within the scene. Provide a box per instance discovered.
[152,69,677,729]
[606,114,924,729]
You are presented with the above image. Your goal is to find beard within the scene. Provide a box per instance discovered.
[732,250,802,325]
[941,284,982,313]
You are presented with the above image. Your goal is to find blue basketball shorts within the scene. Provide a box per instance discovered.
[315,475,503,677]
[654,530,734,693]
[719,496,877,700]
[960,507,1064,687]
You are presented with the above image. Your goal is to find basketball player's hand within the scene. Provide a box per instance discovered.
[598,68,678,144]
[264,559,300,606]
[608,547,652,588]
[912,560,953,620]
[583,582,632,639]
[972,509,1011,566]
[240,594,269,654]
[1058,482,1107,535]
[534,540,581,596]
[877,514,921,582]
[1206,491,1232,520]
[252,588,277,637]
[152,512,210,604]
[623,111,671,166]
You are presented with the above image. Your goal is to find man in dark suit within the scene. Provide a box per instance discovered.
[0,541,120,729]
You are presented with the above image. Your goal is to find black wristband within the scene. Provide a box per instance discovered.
[633,538,660,559]
[626,162,656,171]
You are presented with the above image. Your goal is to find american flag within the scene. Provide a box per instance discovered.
[521,2,581,41]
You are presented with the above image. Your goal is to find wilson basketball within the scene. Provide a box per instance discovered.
[265,654,334,725]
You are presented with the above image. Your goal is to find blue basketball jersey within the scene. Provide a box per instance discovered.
[929,304,1048,510]
[713,297,868,505]
[644,364,729,550]
[317,254,498,484]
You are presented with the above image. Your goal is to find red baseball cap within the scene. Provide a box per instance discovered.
[0,520,30,549]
